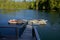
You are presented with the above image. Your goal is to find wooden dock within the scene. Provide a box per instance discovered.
[19,25,36,40]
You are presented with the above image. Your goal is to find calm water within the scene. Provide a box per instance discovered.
[36,11,60,40]
[0,10,39,26]
[0,9,60,40]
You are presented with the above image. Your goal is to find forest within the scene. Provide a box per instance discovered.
[30,0,60,10]
[0,0,60,10]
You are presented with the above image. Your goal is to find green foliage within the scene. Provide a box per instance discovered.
[0,0,30,9]
[31,0,60,10]
[0,0,60,10]
[30,2,36,9]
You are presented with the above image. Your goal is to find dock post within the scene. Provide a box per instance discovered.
[16,27,19,40]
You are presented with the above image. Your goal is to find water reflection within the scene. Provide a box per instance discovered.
[37,10,60,26]
[0,9,60,27]
[0,10,60,24]
[0,9,20,14]
[36,10,60,40]
[0,9,60,40]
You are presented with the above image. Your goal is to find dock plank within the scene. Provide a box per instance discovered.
[19,25,33,40]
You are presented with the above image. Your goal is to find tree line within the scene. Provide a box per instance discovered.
[0,0,60,10]
[29,0,60,10]
[0,0,30,9]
